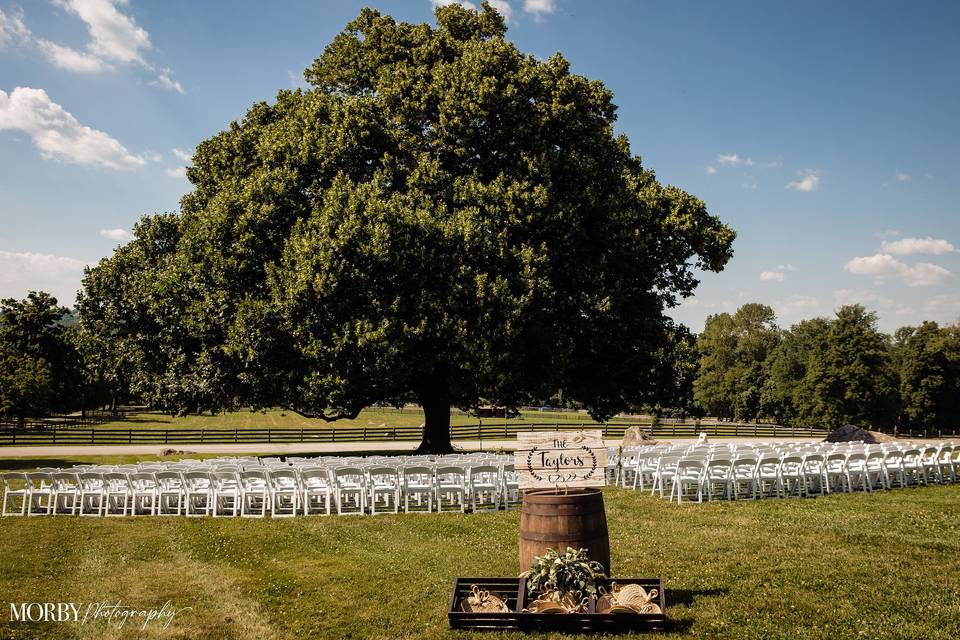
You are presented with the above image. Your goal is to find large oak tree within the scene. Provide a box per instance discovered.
[80,3,734,452]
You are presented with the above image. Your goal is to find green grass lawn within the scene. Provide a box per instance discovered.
[88,408,620,431]
[1,480,957,639]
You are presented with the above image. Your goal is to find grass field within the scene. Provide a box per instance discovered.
[88,408,623,431]
[0,470,957,640]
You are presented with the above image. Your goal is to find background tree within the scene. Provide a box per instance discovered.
[0,292,82,418]
[694,304,780,421]
[81,3,734,452]
[0,349,52,427]
[895,322,960,433]
[759,317,830,425]
[800,305,898,429]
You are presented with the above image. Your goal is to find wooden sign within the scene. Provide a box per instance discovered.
[514,430,607,489]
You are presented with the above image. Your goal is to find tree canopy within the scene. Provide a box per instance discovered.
[80,2,736,451]
[0,292,80,424]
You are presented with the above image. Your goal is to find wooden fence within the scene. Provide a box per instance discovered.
[0,421,831,447]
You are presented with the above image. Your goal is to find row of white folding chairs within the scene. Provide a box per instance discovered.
[0,463,522,517]
[618,443,957,503]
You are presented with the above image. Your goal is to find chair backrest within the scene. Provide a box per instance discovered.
[155,471,183,487]
[435,466,466,484]
[239,469,268,486]
[130,472,157,488]
[51,472,79,489]
[26,471,53,487]
[469,465,499,485]
[183,470,212,487]
[367,467,399,484]
[269,468,298,487]
[299,467,331,486]
[334,467,365,485]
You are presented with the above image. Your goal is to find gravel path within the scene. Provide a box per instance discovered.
[0,437,827,459]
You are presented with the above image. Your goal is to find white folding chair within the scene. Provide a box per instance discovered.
[269,468,300,517]
[703,458,732,501]
[129,472,159,515]
[183,470,213,516]
[103,472,133,516]
[756,456,782,498]
[367,466,400,515]
[1,472,28,516]
[500,464,520,509]
[300,467,332,516]
[402,466,434,513]
[882,450,906,488]
[212,470,240,517]
[731,456,759,500]
[334,467,367,515]
[240,469,269,517]
[155,471,185,515]
[777,456,805,497]
[468,465,501,512]
[52,472,81,515]
[77,472,106,516]
[434,466,467,513]
[671,459,706,504]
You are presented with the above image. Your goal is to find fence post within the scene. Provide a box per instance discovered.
[90,430,94,444]
[129,429,132,444]
[301,428,304,442]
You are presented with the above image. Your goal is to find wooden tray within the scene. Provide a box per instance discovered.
[448,577,666,633]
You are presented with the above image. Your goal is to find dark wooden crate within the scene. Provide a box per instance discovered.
[449,577,666,633]
[448,577,526,630]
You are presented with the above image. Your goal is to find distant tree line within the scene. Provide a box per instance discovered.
[1,292,957,434]
[692,303,960,433]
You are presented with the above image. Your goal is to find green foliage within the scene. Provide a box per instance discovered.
[79,3,734,451]
[895,322,960,431]
[0,291,83,418]
[800,305,898,429]
[694,304,780,421]
[0,350,52,425]
[520,547,607,598]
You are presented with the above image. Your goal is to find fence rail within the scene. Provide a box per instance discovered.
[0,421,833,447]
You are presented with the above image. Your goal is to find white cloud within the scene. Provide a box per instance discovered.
[880,236,957,256]
[832,288,894,310]
[524,0,557,14]
[742,182,758,190]
[431,0,478,10]
[901,263,953,287]
[165,166,186,178]
[894,172,912,182]
[0,250,88,306]
[876,229,900,239]
[149,68,185,94]
[0,87,145,170]
[54,0,151,65]
[777,264,798,272]
[776,295,820,318]
[0,8,30,49]
[171,147,192,162]
[98,228,133,242]
[844,253,904,277]
[786,170,820,192]
[923,294,960,324]
[37,38,113,72]
[705,165,717,175]
[760,270,785,282]
[487,0,513,21]
[717,153,753,167]
[844,253,953,288]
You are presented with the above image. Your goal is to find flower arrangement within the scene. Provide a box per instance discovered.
[520,547,606,612]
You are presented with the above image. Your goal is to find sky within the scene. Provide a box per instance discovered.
[0,0,958,333]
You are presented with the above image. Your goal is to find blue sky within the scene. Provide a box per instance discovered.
[1,0,958,333]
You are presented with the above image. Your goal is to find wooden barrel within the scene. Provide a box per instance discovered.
[519,488,611,574]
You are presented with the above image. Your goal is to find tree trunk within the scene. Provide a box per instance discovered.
[414,370,454,454]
